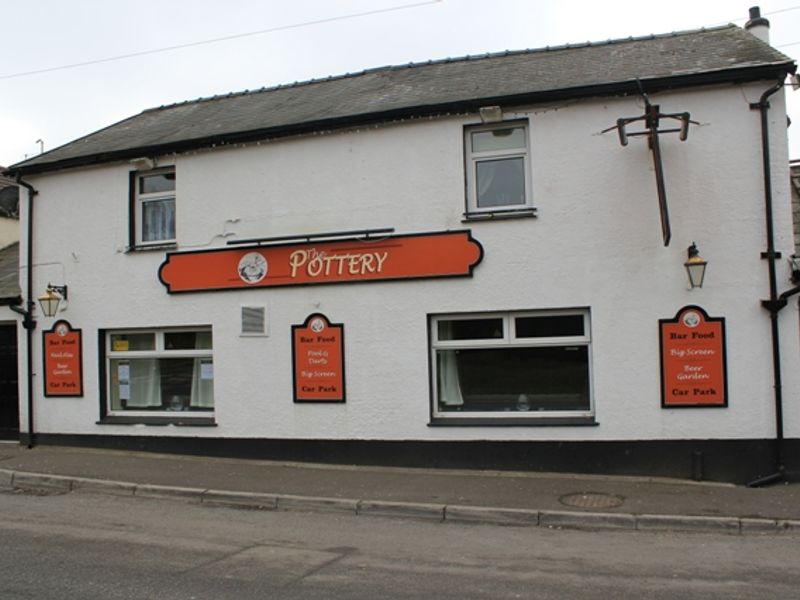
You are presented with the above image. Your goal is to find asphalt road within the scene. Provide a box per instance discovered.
[0,488,797,599]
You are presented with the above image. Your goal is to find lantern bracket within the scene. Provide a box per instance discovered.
[601,83,699,247]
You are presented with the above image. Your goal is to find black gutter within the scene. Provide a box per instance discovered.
[10,178,37,449]
[0,295,22,307]
[5,63,794,178]
[749,80,791,487]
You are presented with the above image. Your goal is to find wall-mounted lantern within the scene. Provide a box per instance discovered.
[38,284,68,317]
[684,243,707,289]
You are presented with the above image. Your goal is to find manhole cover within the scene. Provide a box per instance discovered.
[559,492,625,509]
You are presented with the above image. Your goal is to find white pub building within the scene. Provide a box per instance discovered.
[4,10,799,484]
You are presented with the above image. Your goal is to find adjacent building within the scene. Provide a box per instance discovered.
[0,174,20,440]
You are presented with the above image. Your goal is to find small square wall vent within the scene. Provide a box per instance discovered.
[241,306,267,336]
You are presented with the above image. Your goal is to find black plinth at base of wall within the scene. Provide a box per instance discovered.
[16,434,800,485]
[0,427,19,441]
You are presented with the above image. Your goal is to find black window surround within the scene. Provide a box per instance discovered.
[128,168,177,251]
[463,120,535,220]
[98,326,216,427]
[429,309,595,425]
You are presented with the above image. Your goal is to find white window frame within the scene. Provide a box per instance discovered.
[134,167,176,247]
[464,121,533,215]
[430,309,593,422]
[105,327,213,417]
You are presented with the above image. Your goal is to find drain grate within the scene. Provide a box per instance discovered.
[559,492,625,509]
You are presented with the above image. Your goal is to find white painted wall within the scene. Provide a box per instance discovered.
[18,81,800,442]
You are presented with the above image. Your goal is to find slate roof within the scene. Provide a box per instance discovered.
[7,24,794,176]
[0,242,20,303]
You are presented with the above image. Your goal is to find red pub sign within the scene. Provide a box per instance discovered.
[659,306,727,408]
[292,314,345,402]
[159,230,483,293]
[42,320,83,397]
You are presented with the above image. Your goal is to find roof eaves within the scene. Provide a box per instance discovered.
[8,61,794,179]
[5,110,153,175]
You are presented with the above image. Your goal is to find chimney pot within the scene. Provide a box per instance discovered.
[745,6,770,43]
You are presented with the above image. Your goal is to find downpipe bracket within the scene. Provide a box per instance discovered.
[9,304,36,330]
[761,298,788,314]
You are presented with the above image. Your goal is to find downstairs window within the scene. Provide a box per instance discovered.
[105,328,214,415]
[430,310,593,424]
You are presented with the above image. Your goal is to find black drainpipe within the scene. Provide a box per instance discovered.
[10,177,37,448]
[749,80,794,487]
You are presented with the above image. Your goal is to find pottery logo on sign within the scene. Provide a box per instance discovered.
[238,252,268,284]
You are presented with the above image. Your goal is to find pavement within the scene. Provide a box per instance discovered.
[1,441,799,535]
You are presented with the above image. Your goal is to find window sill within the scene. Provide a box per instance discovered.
[462,207,537,222]
[97,416,216,427]
[125,242,178,253]
[428,416,597,427]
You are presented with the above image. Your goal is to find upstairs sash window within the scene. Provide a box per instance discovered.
[465,122,532,215]
[132,168,176,247]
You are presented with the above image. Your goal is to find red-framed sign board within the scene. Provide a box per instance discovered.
[659,306,727,408]
[292,314,345,403]
[42,320,83,397]
[159,230,483,293]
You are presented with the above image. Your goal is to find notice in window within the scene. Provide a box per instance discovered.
[200,360,214,380]
[43,320,83,397]
[659,306,727,407]
[117,362,130,382]
[292,313,345,402]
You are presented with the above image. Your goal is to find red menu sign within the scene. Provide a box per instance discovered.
[43,320,83,397]
[659,306,727,408]
[292,314,345,403]
[159,230,482,293]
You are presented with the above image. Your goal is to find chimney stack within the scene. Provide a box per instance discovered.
[745,6,770,44]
